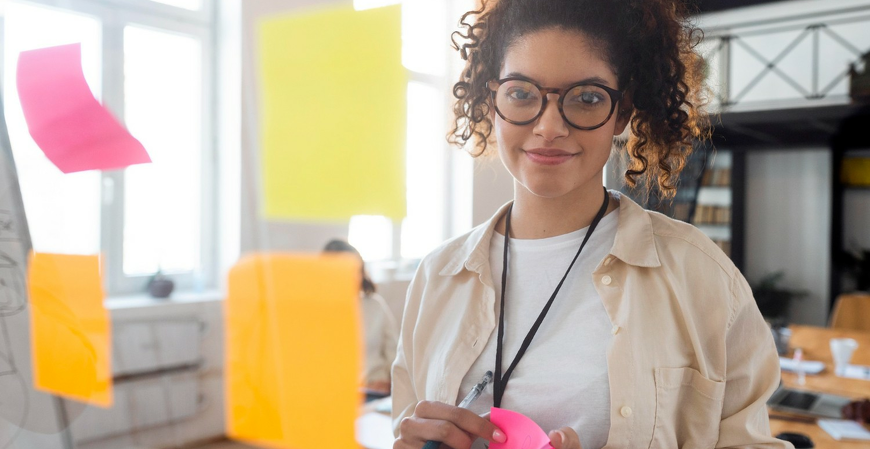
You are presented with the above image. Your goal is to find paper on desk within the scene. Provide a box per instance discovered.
[490,407,555,449]
[16,43,150,173]
[779,357,825,374]
[818,419,870,441]
[28,252,112,407]
[841,364,870,380]
[356,412,394,449]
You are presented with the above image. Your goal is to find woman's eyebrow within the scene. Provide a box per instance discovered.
[503,72,612,87]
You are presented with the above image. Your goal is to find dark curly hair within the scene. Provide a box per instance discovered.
[449,0,710,198]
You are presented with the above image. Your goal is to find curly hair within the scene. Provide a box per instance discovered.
[449,0,711,198]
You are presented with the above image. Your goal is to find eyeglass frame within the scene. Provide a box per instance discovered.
[487,77,625,131]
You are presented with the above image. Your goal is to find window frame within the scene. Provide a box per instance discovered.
[352,0,474,271]
[7,0,217,295]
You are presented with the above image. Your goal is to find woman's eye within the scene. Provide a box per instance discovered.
[506,88,536,101]
[573,91,603,105]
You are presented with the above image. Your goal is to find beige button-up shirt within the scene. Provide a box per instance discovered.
[392,191,792,448]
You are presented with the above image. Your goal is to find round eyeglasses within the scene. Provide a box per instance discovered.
[487,77,624,131]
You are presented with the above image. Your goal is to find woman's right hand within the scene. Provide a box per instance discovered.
[394,401,507,449]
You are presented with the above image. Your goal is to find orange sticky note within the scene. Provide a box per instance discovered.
[225,253,361,449]
[28,252,112,407]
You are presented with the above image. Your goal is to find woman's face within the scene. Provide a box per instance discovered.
[493,28,630,201]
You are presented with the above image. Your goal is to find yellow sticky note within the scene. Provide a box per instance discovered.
[258,4,406,222]
[28,252,112,407]
[225,253,362,449]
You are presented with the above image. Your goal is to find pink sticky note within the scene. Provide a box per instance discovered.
[16,43,150,173]
[490,407,555,449]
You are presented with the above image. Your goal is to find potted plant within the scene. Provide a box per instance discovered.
[751,271,808,321]
[849,51,870,102]
[147,269,174,299]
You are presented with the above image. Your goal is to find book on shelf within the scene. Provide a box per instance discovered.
[693,204,731,225]
[701,167,731,187]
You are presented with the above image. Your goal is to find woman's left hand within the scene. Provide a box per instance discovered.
[548,427,582,449]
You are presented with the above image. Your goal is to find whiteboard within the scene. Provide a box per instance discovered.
[0,77,70,449]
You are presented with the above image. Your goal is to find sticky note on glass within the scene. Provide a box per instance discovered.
[16,43,151,173]
[28,252,112,407]
[490,407,555,449]
[225,253,361,449]
[258,5,406,222]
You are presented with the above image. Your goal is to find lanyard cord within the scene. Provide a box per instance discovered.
[493,187,610,408]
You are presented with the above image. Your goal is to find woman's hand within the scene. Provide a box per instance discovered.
[394,401,506,449]
[548,427,582,449]
[366,380,391,394]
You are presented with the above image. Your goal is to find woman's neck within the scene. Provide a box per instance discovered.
[496,183,618,239]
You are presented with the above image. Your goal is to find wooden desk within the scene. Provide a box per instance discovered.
[769,325,870,448]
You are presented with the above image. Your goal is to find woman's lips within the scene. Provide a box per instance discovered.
[524,149,576,165]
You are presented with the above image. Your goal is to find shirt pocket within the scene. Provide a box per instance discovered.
[648,367,726,449]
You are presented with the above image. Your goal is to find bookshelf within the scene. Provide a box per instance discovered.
[615,142,745,271]
[693,151,733,257]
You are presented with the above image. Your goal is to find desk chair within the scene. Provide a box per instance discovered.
[830,293,870,331]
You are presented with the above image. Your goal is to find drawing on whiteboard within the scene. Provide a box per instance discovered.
[0,210,15,241]
[0,82,70,446]
[0,252,25,317]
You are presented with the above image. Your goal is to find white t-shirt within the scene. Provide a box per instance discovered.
[457,209,618,449]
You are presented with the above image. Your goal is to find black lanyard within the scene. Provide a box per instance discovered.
[493,187,610,408]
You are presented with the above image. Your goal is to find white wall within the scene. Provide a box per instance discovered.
[744,149,831,326]
[471,156,513,226]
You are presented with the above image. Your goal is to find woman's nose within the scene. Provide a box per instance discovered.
[533,93,569,141]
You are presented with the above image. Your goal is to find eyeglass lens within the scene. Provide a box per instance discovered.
[494,80,614,128]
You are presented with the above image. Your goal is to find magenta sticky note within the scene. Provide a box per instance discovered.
[490,407,555,449]
[16,43,150,173]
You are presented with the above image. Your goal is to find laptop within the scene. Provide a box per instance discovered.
[768,385,853,418]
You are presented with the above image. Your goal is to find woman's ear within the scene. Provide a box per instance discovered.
[613,90,634,136]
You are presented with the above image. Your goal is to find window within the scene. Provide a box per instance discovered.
[3,0,215,295]
[4,2,103,257]
[349,0,474,265]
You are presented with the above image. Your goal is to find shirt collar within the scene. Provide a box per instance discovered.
[438,190,661,277]
[610,191,661,268]
[439,201,512,276]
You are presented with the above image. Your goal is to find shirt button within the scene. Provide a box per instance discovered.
[611,325,620,335]
[620,406,632,418]
[601,275,612,285]
[604,256,615,266]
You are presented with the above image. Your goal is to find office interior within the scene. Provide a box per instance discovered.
[0,0,869,447]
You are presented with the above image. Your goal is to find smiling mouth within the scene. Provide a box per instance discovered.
[523,148,577,165]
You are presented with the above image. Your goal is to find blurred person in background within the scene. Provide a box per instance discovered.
[324,239,398,401]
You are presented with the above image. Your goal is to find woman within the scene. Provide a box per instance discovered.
[391,1,789,449]
[323,239,398,399]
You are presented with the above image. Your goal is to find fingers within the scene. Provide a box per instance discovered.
[394,401,507,449]
[399,415,474,449]
[414,401,506,443]
[548,427,582,449]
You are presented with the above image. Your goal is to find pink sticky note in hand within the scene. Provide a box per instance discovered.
[16,43,150,173]
[490,407,555,449]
